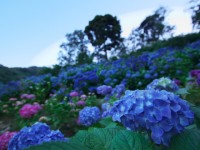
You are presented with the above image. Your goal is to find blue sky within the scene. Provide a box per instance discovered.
[0,0,192,67]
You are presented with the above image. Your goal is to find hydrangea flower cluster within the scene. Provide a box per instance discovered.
[190,69,200,86]
[107,90,194,146]
[8,122,66,150]
[146,77,179,92]
[79,106,101,126]
[20,93,36,100]
[0,131,17,150]
[19,103,42,118]
[111,83,126,98]
[97,85,112,96]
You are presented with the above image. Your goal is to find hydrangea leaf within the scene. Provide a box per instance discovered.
[189,105,200,128]
[111,130,158,150]
[86,128,120,150]
[25,141,87,150]
[169,129,200,150]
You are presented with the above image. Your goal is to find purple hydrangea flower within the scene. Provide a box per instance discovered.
[106,90,194,146]
[8,122,66,150]
[97,85,112,96]
[146,77,179,92]
[79,106,101,126]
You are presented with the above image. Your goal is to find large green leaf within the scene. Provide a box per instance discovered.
[169,129,200,150]
[86,128,121,150]
[111,130,157,150]
[189,104,200,128]
[25,141,87,150]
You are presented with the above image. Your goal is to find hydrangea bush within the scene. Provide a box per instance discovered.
[79,106,101,126]
[106,89,194,146]
[0,131,17,150]
[146,77,179,92]
[19,103,42,118]
[8,122,66,150]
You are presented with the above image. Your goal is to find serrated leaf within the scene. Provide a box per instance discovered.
[189,105,200,128]
[70,130,89,144]
[169,129,200,150]
[111,130,156,150]
[86,128,121,150]
[99,117,113,126]
[176,88,189,95]
[25,141,86,150]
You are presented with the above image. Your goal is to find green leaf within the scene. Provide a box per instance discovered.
[176,88,189,95]
[111,130,156,150]
[70,130,89,145]
[25,141,87,150]
[169,129,200,150]
[189,104,200,128]
[99,117,113,126]
[86,128,121,150]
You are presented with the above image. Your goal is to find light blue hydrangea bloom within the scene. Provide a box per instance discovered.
[146,77,179,92]
[8,122,66,150]
[107,89,194,146]
[79,106,101,126]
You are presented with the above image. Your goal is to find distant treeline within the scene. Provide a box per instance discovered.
[0,65,51,84]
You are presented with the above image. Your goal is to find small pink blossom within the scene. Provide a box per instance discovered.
[0,131,18,150]
[76,100,86,106]
[9,98,18,101]
[20,93,29,99]
[19,103,42,118]
[20,94,36,100]
[80,94,87,100]
[15,101,24,106]
[69,91,79,97]
[190,69,200,78]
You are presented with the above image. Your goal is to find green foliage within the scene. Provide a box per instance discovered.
[85,14,123,61]
[190,0,200,30]
[59,30,90,66]
[110,130,156,150]
[129,7,174,49]
[0,65,48,84]
[25,141,86,150]
[169,129,200,150]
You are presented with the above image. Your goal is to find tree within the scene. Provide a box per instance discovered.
[84,14,123,61]
[58,30,90,66]
[129,7,174,49]
[190,0,200,31]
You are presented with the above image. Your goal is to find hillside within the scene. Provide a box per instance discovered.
[0,65,49,84]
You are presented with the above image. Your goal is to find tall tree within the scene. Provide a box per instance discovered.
[190,0,200,31]
[84,14,123,61]
[58,30,90,66]
[129,7,174,49]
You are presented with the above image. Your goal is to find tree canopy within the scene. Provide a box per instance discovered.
[129,7,174,49]
[84,14,123,61]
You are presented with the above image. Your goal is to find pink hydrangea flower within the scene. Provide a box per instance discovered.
[0,131,17,150]
[19,103,42,118]
[26,94,36,100]
[20,93,29,99]
[69,91,79,97]
[9,98,18,101]
[80,94,87,100]
[190,69,200,78]
[76,100,86,106]
[20,94,36,100]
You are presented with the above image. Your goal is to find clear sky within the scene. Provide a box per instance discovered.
[0,0,192,68]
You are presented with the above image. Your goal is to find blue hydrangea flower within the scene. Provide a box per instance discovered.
[79,106,101,126]
[106,90,194,146]
[111,83,126,98]
[8,122,66,150]
[97,85,112,96]
[146,77,179,92]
